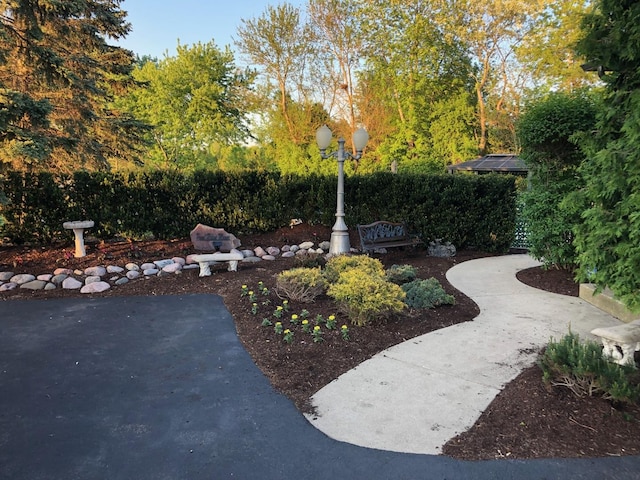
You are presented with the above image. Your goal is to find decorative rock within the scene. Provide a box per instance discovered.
[44,283,56,291]
[254,246,267,257]
[10,274,36,285]
[125,263,139,271]
[290,245,300,253]
[299,241,314,250]
[51,274,68,285]
[115,277,129,286]
[80,281,111,293]
[241,256,262,263]
[319,241,331,251]
[154,259,174,268]
[107,265,124,274]
[37,274,53,281]
[190,224,241,252]
[240,249,255,258]
[281,245,291,252]
[262,255,276,261]
[74,269,83,276]
[183,264,199,271]
[312,248,325,254]
[162,263,182,273]
[126,270,141,280]
[62,277,83,290]
[84,266,106,277]
[282,251,296,258]
[428,239,457,258]
[143,268,159,276]
[109,275,120,282]
[141,263,155,270]
[20,280,47,290]
[85,275,102,284]
[172,257,186,266]
[0,282,18,291]
[295,249,310,256]
[0,271,15,281]
[266,246,280,256]
[53,268,73,276]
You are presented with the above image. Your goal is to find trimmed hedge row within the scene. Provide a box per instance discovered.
[0,170,517,252]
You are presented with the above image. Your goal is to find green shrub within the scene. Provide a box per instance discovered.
[323,255,385,284]
[539,333,640,405]
[292,251,326,269]
[326,268,406,326]
[385,264,418,285]
[401,278,455,309]
[275,267,326,303]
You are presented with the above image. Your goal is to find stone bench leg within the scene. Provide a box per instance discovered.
[197,260,240,277]
[601,338,639,367]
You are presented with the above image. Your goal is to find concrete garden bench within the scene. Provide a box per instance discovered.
[590,319,640,367]
[357,221,422,253]
[190,250,244,277]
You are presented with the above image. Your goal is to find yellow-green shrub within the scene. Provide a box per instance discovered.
[327,268,406,326]
[323,255,385,284]
[276,267,326,303]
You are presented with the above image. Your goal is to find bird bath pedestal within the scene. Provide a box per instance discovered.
[63,220,94,258]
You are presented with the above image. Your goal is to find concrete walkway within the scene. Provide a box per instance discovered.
[306,254,624,454]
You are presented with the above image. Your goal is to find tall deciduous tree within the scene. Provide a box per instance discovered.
[0,0,148,172]
[435,0,547,154]
[356,0,477,171]
[571,0,640,311]
[236,3,317,146]
[123,41,254,170]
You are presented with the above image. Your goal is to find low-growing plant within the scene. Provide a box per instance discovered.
[276,267,325,303]
[312,325,324,343]
[283,329,294,344]
[323,255,385,284]
[539,333,640,405]
[385,264,418,285]
[292,251,326,269]
[327,269,406,326]
[401,278,455,309]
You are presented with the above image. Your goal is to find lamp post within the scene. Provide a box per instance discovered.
[316,125,369,255]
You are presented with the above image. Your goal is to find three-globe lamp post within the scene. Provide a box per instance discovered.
[316,125,369,255]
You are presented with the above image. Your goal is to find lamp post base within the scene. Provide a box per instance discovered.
[329,230,351,255]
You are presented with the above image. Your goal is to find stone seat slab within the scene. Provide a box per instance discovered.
[190,249,244,277]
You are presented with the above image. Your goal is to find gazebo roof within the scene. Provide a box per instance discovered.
[447,154,527,174]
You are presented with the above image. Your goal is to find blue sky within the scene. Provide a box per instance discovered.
[116,0,306,59]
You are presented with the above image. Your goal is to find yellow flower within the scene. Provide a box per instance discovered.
[284,329,290,334]
[292,314,299,320]
[313,325,321,332]
[341,325,348,330]
[302,319,309,325]
[277,306,283,311]
[276,322,282,326]
[329,315,336,321]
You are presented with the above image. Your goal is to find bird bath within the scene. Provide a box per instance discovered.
[63,220,94,258]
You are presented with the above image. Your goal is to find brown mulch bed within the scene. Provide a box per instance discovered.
[1,223,639,460]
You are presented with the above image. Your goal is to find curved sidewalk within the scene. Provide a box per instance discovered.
[306,254,624,455]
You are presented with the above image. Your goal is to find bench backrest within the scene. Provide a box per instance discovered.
[358,221,408,244]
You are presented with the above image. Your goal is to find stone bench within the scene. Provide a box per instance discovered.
[357,220,422,253]
[190,249,244,277]
[590,319,640,367]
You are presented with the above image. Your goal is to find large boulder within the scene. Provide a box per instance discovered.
[190,224,241,252]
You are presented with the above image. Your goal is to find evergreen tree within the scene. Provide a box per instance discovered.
[0,0,148,172]
[573,0,640,310]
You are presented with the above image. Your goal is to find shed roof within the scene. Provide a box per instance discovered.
[447,154,527,174]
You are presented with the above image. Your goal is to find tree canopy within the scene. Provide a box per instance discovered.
[0,0,148,172]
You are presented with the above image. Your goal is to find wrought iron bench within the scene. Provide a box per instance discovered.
[357,221,422,253]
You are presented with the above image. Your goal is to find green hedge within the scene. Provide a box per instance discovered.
[0,170,516,251]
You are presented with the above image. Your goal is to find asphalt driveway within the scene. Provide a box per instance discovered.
[0,294,637,479]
